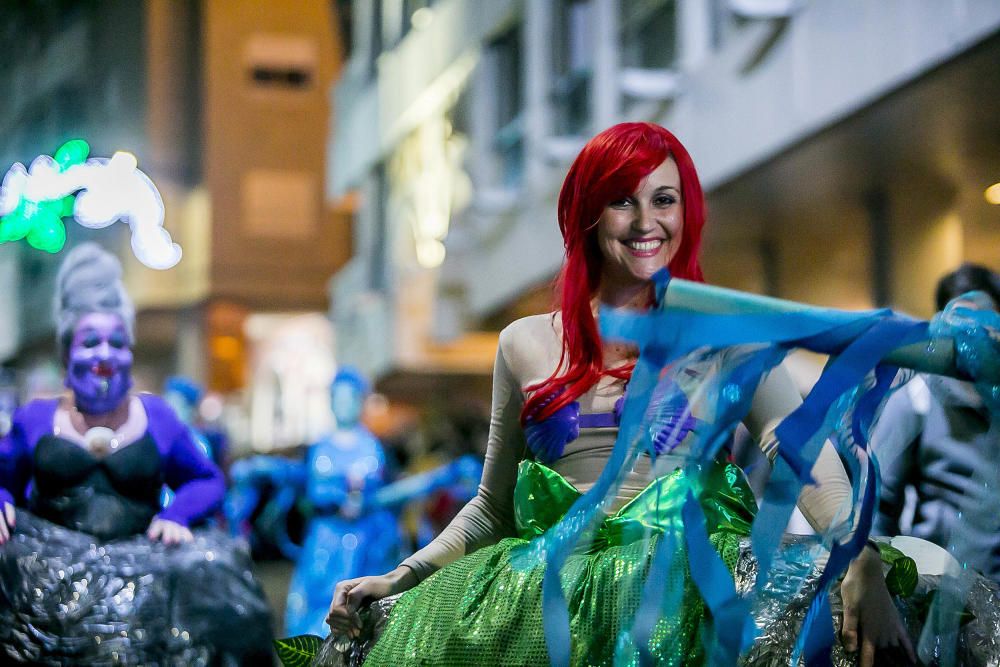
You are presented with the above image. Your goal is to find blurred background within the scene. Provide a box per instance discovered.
[1,0,999,633]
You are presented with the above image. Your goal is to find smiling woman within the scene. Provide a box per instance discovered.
[0,243,273,665]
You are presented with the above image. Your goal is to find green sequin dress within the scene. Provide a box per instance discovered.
[364,458,757,666]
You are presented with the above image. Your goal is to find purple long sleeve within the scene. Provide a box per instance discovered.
[140,394,225,526]
[0,428,26,508]
[0,400,57,508]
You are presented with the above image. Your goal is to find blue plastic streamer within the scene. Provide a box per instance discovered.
[538,266,952,666]
[753,319,926,588]
[682,490,757,665]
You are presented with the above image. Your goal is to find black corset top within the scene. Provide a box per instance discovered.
[29,434,163,541]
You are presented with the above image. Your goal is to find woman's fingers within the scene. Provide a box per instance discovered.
[841,602,859,653]
[146,518,193,545]
[327,580,361,628]
[0,502,14,543]
[345,581,371,613]
[330,579,357,610]
[146,519,164,541]
[860,638,876,667]
[327,578,374,638]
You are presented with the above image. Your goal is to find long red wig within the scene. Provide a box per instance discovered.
[520,122,706,424]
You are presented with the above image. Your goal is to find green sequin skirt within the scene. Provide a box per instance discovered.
[365,460,756,666]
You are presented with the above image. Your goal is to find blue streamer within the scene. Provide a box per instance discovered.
[537,267,944,666]
[682,491,757,664]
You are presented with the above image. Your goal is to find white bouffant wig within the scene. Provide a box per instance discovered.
[53,242,135,360]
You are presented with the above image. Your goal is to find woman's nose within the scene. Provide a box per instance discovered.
[632,205,656,233]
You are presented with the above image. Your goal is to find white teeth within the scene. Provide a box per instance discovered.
[626,240,663,251]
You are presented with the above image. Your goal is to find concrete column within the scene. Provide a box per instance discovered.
[678,0,712,71]
[524,0,553,189]
[469,48,500,188]
[0,246,20,362]
[865,188,892,307]
[591,0,620,131]
[175,305,206,384]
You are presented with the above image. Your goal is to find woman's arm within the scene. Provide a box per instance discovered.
[398,329,526,582]
[747,363,915,665]
[0,416,31,510]
[142,394,225,527]
[0,412,32,544]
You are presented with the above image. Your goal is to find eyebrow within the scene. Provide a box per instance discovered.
[652,185,680,194]
[76,327,125,335]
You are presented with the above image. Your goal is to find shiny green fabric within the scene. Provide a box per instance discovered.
[365,459,757,666]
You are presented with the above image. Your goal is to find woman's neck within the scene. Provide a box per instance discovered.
[69,394,132,432]
[596,280,652,310]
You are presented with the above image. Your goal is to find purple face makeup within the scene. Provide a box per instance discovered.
[65,312,133,415]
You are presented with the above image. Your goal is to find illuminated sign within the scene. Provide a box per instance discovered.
[0,140,181,269]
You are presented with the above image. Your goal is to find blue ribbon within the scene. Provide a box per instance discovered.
[539,266,938,666]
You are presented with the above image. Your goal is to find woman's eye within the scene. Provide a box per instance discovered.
[653,195,676,207]
[82,334,101,348]
[109,334,127,349]
[609,198,633,208]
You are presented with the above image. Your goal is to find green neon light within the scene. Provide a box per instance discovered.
[0,140,90,253]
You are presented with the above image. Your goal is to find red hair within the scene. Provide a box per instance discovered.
[521,122,706,424]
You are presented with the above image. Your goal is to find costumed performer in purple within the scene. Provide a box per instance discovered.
[0,242,273,665]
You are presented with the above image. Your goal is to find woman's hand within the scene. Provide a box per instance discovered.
[0,502,15,545]
[146,517,194,545]
[326,566,418,638]
[840,546,916,667]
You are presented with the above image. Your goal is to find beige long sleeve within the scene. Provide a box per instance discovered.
[399,335,525,581]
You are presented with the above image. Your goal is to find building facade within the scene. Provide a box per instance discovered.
[328,0,1000,395]
[0,0,354,450]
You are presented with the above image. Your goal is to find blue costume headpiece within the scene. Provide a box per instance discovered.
[332,366,370,396]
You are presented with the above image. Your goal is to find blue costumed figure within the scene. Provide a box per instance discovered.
[285,367,402,637]
[228,367,482,638]
[163,376,210,458]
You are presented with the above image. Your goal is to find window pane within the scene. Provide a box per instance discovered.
[620,0,677,70]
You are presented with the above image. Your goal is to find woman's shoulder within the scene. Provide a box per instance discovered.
[498,313,562,383]
[499,313,559,352]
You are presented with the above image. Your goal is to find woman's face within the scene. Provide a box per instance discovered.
[596,157,684,292]
[66,312,133,415]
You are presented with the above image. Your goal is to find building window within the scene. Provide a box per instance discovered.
[551,0,594,137]
[488,27,523,187]
[244,34,318,91]
[709,0,748,51]
[368,0,384,78]
[402,0,432,38]
[620,0,677,70]
[249,66,312,88]
[242,170,320,240]
[371,164,389,290]
[334,0,354,60]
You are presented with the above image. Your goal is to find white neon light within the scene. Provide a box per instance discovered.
[0,150,181,269]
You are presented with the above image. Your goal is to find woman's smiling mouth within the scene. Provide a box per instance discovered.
[623,238,664,257]
[92,363,116,378]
